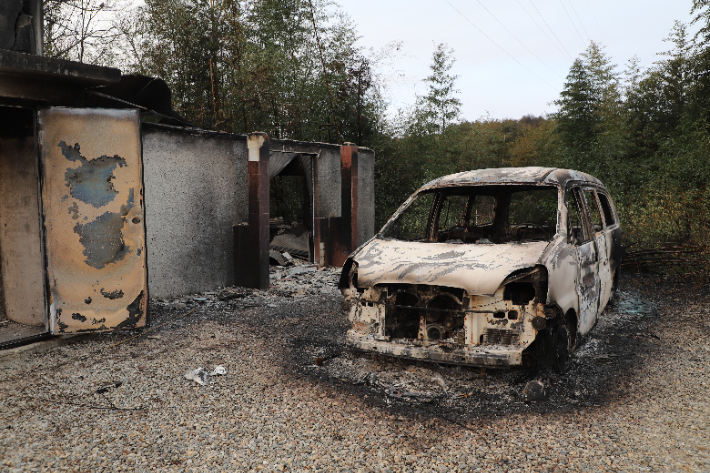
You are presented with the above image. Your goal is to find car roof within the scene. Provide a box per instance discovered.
[419,167,604,190]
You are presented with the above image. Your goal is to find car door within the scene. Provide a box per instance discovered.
[597,191,623,277]
[584,189,613,313]
[568,186,600,335]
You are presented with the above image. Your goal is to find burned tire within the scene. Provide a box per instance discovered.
[537,323,572,374]
[607,269,620,307]
[553,324,571,373]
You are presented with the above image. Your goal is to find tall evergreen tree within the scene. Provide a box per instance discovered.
[416,43,461,135]
[554,57,597,151]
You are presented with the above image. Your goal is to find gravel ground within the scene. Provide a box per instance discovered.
[1,266,709,472]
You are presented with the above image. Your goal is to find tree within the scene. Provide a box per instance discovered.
[417,43,461,135]
[625,22,695,159]
[691,0,710,46]
[553,42,625,167]
[554,57,597,150]
[44,0,125,65]
[650,21,693,132]
[125,0,383,143]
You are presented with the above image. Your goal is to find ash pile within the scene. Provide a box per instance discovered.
[155,262,341,313]
[268,218,312,267]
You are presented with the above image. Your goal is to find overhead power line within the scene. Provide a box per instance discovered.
[557,0,586,46]
[527,0,574,60]
[474,0,562,79]
[566,0,590,41]
[441,0,557,90]
[585,0,605,42]
[515,0,572,60]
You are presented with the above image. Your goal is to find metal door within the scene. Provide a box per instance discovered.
[575,240,601,334]
[38,108,148,333]
[569,187,601,334]
[587,193,614,314]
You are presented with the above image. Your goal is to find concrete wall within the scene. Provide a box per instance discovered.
[314,147,342,219]
[357,149,375,247]
[142,130,374,297]
[0,133,45,325]
[142,125,247,299]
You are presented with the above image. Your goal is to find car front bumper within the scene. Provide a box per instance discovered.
[346,331,527,368]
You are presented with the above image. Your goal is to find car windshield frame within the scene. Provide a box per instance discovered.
[380,183,561,244]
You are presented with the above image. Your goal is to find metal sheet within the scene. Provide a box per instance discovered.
[353,239,549,296]
[38,108,148,333]
[575,240,600,334]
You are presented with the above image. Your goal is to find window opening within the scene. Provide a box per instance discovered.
[597,193,616,227]
[471,195,495,226]
[383,185,558,244]
[567,188,590,245]
[507,187,558,241]
[382,192,435,241]
[435,194,469,241]
[584,190,603,233]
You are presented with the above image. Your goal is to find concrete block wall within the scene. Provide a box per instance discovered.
[357,149,375,246]
[142,128,374,298]
[0,131,45,325]
[142,125,247,299]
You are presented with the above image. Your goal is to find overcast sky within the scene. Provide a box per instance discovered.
[335,0,700,121]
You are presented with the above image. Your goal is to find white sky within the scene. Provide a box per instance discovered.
[337,0,700,121]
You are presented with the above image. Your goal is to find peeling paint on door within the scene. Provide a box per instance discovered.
[59,141,127,208]
[73,188,135,269]
[38,108,148,333]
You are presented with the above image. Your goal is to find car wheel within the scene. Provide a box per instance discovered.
[608,270,620,307]
[537,323,572,374]
[553,324,572,373]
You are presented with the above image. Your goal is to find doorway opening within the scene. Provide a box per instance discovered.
[0,106,48,347]
[268,152,315,265]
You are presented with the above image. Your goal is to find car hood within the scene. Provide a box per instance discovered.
[352,238,550,296]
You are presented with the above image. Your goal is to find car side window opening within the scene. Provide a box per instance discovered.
[471,195,496,226]
[597,192,616,227]
[567,188,591,245]
[507,187,558,241]
[435,193,470,238]
[584,190,603,233]
[382,191,435,241]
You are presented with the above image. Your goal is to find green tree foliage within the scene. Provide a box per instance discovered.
[553,42,625,171]
[120,0,383,143]
[691,0,710,45]
[371,44,462,227]
[551,23,710,255]
[417,43,462,135]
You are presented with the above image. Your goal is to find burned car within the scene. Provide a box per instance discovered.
[340,167,622,372]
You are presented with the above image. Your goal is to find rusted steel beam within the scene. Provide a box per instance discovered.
[313,152,324,267]
[322,143,360,268]
[341,143,359,263]
[234,133,270,289]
